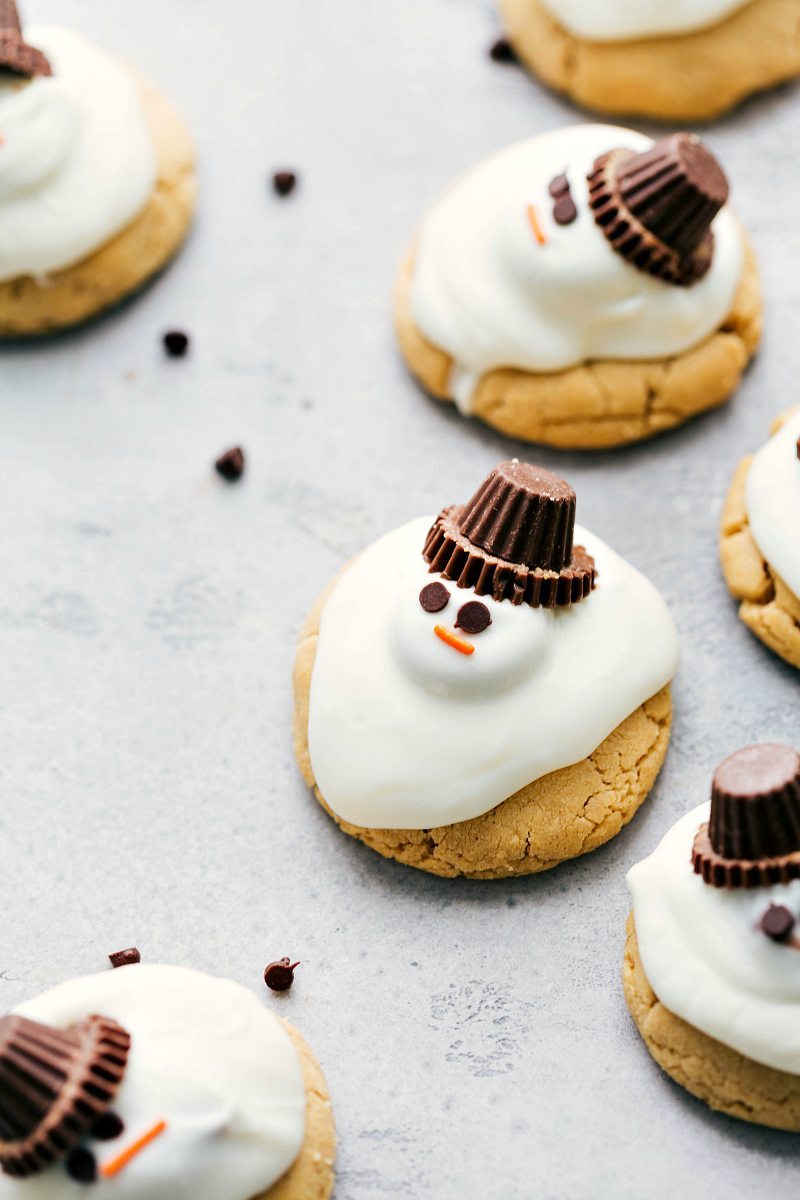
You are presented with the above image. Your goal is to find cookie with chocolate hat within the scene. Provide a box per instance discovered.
[0,963,334,1199]
[293,460,678,878]
[499,0,800,121]
[0,1,196,337]
[396,124,761,449]
[626,744,800,1130]
[720,407,800,672]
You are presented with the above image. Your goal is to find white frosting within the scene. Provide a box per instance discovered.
[0,965,306,1200]
[745,409,800,602]
[307,516,678,829]
[538,0,753,42]
[0,26,156,282]
[629,805,800,1074]
[409,125,743,413]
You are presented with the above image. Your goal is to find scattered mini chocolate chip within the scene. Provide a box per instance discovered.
[760,904,795,942]
[65,1147,97,1184]
[553,195,578,226]
[108,947,141,969]
[455,600,492,635]
[215,446,246,482]
[264,957,300,992]
[273,170,297,197]
[419,581,450,613]
[91,1112,124,1142]
[489,36,517,64]
[548,173,570,198]
[163,329,189,358]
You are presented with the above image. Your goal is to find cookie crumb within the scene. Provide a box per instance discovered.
[163,330,189,358]
[489,37,517,64]
[264,957,299,992]
[272,170,297,197]
[215,446,246,482]
[108,947,140,969]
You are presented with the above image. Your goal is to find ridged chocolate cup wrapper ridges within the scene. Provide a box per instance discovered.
[0,1,52,77]
[0,1014,131,1177]
[458,461,576,573]
[692,744,800,890]
[587,133,728,287]
[423,510,596,609]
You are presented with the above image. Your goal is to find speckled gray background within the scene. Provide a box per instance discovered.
[1,1,799,1196]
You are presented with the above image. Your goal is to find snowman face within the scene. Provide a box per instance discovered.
[390,573,553,699]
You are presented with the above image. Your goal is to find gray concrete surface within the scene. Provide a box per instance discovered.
[1,1,799,1196]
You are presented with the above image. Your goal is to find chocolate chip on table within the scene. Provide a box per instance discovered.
[264,957,300,992]
[553,195,578,226]
[65,1147,97,1184]
[272,170,297,197]
[455,600,492,635]
[163,329,189,358]
[548,173,570,198]
[91,1112,125,1141]
[215,446,246,482]
[760,904,796,942]
[489,37,517,64]
[419,582,450,613]
[108,947,141,969]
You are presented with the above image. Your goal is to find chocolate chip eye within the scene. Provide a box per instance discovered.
[419,582,450,613]
[65,1147,97,1183]
[92,1112,124,1141]
[760,904,795,943]
[454,600,492,635]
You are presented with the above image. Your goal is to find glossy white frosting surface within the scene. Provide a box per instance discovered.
[0,26,156,282]
[307,515,678,829]
[538,0,753,42]
[0,965,305,1199]
[745,408,800,601]
[409,125,743,413]
[629,804,800,1074]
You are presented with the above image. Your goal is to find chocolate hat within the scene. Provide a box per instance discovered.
[587,133,729,287]
[692,744,800,889]
[0,0,51,78]
[422,460,596,608]
[0,1013,130,1177]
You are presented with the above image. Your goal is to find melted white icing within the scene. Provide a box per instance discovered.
[629,805,800,1074]
[745,408,800,602]
[307,516,678,829]
[0,26,156,282]
[0,965,305,1199]
[538,0,753,42]
[409,125,743,414]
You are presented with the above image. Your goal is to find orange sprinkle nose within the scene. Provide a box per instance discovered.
[101,1120,168,1178]
[526,203,547,245]
[434,625,475,656]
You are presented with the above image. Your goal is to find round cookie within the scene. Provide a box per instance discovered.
[623,916,800,1131]
[625,744,800,1130]
[720,408,800,671]
[0,13,196,337]
[0,964,335,1199]
[294,461,678,878]
[499,0,800,122]
[396,125,761,450]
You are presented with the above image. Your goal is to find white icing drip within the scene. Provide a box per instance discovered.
[410,125,743,414]
[0,966,306,1200]
[307,516,678,829]
[538,0,753,42]
[745,409,800,602]
[0,26,157,282]
[628,805,800,1075]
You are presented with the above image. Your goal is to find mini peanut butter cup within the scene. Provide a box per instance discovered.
[0,0,51,78]
[587,133,728,287]
[0,1013,131,1177]
[692,744,800,889]
[422,461,596,608]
